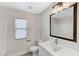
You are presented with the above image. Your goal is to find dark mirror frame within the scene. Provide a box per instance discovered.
[50,3,77,42]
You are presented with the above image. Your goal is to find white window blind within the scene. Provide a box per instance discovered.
[15,18,27,39]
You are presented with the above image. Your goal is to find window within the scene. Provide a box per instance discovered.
[15,18,27,39]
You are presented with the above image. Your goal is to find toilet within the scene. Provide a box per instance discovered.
[30,39,43,56]
[30,46,38,56]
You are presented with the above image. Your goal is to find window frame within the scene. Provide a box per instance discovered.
[14,18,28,40]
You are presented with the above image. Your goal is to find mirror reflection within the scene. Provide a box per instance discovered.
[51,7,73,39]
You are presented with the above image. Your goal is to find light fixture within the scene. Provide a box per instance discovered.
[63,2,75,8]
[52,2,76,14]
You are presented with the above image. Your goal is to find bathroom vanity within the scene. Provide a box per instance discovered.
[38,3,78,56]
[38,40,79,56]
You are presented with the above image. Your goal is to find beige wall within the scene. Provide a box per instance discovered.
[39,3,79,51]
[0,6,37,55]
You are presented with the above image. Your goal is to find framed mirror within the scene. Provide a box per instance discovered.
[50,3,77,42]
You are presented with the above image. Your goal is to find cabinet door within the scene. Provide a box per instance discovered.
[38,46,52,56]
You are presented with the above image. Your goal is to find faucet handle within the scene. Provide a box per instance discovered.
[54,39,58,45]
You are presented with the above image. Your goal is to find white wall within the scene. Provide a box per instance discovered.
[39,3,79,51]
[39,5,52,41]
[35,15,41,40]
[0,6,37,55]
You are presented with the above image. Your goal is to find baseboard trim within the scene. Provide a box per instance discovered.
[0,49,7,56]
[8,49,30,56]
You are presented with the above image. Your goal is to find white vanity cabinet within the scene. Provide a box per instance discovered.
[38,41,79,56]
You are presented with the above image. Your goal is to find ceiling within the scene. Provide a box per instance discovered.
[0,2,52,14]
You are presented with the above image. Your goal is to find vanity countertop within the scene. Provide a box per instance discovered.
[38,41,79,56]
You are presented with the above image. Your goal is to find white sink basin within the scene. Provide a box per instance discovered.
[49,41,62,52]
[53,46,62,52]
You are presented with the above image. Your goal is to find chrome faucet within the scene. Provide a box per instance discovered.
[53,39,58,51]
[54,39,58,45]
